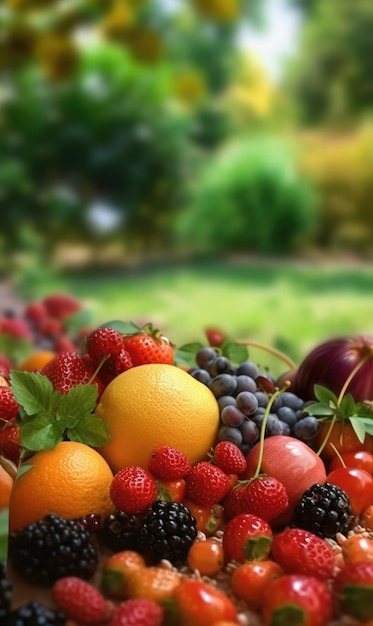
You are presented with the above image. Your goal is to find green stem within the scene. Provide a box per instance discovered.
[337,354,370,404]
[235,340,296,370]
[316,414,337,457]
[253,381,291,479]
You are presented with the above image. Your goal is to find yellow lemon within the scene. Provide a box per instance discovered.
[96,363,220,472]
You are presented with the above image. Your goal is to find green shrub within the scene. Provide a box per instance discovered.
[175,135,318,255]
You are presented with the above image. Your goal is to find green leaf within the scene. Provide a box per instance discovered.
[58,383,98,419]
[64,309,94,335]
[10,370,56,415]
[222,340,249,364]
[348,416,366,443]
[20,413,66,451]
[69,414,110,447]
[0,334,33,364]
[305,401,334,417]
[358,418,373,436]
[313,384,339,406]
[340,393,356,417]
[174,342,204,367]
[99,320,141,334]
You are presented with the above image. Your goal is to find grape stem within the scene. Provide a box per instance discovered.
[252,381,291,479]
[235,340,296,370]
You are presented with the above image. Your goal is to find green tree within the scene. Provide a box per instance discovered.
[286,0,373,124]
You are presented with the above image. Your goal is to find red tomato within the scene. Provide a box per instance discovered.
[231,560,284,610]
[328,450,373,475]
[174,578,237,626]
[222,513,272,564]
[327,467,373,515]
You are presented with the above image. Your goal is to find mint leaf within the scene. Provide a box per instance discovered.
[69,414,110,447]
[10,370,57,415]
[20,413,66,451]
[58,383,98,419]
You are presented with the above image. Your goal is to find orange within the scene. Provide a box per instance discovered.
[9,441,115,531]
[18,350,56,371]
[0,463,14,509]
[96,363,220,472]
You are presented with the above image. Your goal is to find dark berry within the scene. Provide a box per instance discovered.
[8,514,98,585]
[8,601,66,626]
[137,500,197,564]
[292,482,354,539]
[0,560,12,620]
[100,510,142,552]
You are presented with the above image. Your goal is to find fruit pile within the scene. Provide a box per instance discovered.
[0,295,373,626]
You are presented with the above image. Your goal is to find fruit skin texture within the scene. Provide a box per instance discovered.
[222,513,273,564]
[231,560,284,610]
[0,463,14,509]
[173,578,238,626]
[8,441,115,531]
[270,527,335,581]
[0,386,19,421]
[96,364,220,471]
[110,466,157,514]
[327,466,373,515]
[42,351,102,395]
[52,576,110,624]
[185,461,231,506]
[109,598,164,626]
[243,435,327,525]
[148,445,192,480]
[102,550,146,599]
[333,561,373,621]
[262,574,333,626]
[123,332,174,366]
[240,476,289,523]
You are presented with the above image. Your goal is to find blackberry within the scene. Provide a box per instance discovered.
[137,500,197,564]
[292,482,354,539]
[100,510,142,552]
[0,560,12,621]
[8,601,66,626]
[8,514,98,585]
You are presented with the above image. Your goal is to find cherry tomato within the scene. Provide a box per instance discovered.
[222,513,272,564]
[183,500,224,536]
[341,534,373,563]
[328,450,373,475]
[187,539,224,576]
[231,560,284,610]
[174,578,237,626]
[327,467,373,515]
[316,421,373,461]
[156,478,186,502]
[361,504,373,531]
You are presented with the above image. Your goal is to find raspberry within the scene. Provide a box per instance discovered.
[52,577,110,624]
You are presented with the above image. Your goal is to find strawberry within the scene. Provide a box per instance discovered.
[52,576,111,624]
[333,561,373,621]
[211,440,246,474]
[204,326,227,347]
[0,354,14,379]
[38,317,64,338]
[0,424,21,465]
[223,483,246,520]
[240,475,289,523]
[0,386,19,421]
[24,300,48,324]
[42,293,82,320]
[185,461,231,507]
[222,512,273,563]
[0,316,33,340]
[86,327,125,364]
[122,324,174,366]
[42,351,101,394]
[262,574,333,626]
[110,466,158,514]
[270,527,335,580]
[109,598,164,626]
[148,445,192,480]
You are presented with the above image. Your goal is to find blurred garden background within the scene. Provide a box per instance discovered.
[0,0,373,366]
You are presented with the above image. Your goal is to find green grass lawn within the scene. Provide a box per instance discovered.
[19,255,373,378]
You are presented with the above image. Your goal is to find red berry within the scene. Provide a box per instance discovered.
[222,513,273,563]
[270,527,335,580]
[86,327,125,364]
[113,348,133,375]
[123,328,174,366]
[173,578,237,625]
[38,317,64,337]
[109,598,164,626]
[223,484,246,520]
[24,301,48,324]
[42,351,100,394]
[0,316,33,340]
[0,354,13,379]
[148,445,192,481]
[110,466,157,514]
[262,574,333,626]
[212,440,246,474]
[204,327,227,347]
[333,561,373,621]
[52,576,110,624]
[42,293,82,320]
[240,475,289,523]
[0,386,19,421]
[0,425,21,465]
[185,461,231,507]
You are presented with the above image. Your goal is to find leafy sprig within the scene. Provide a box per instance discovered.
[305,384,373,454]
[9,370,110,457]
